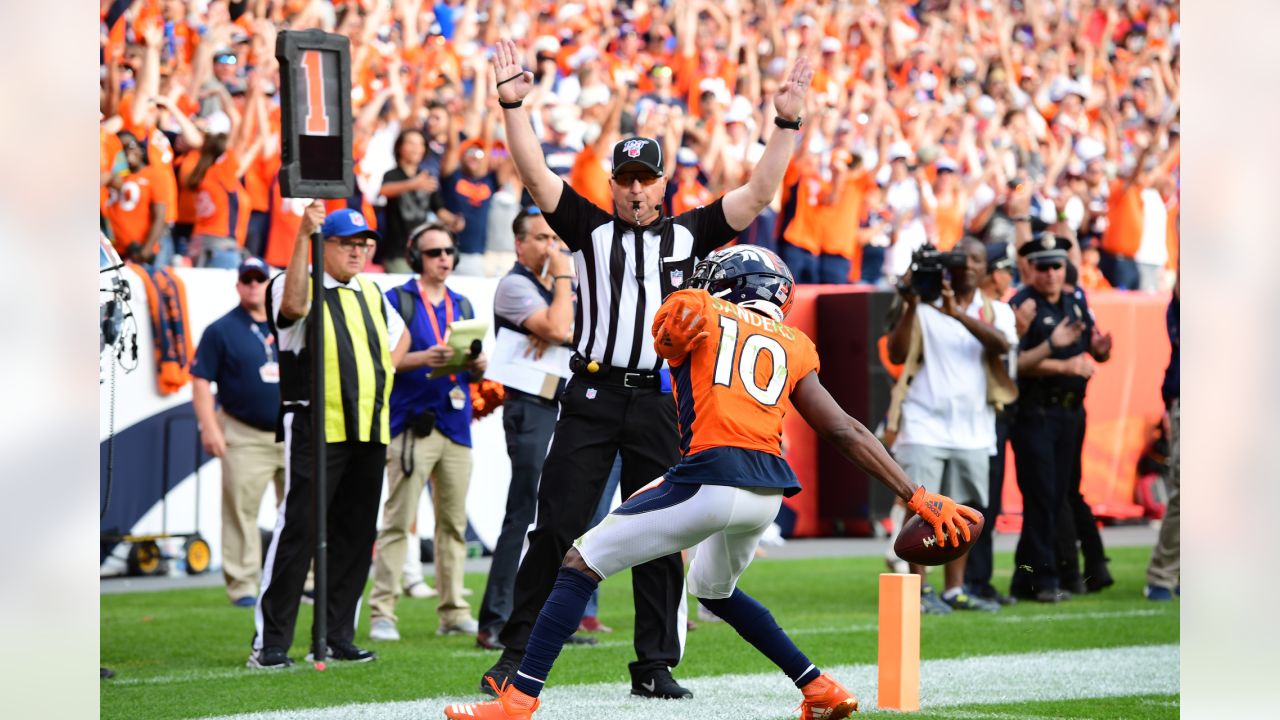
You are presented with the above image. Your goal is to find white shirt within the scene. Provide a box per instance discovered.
[270,272,405,356]
[885,178,935,278]
[895,295,1005,452]
[1135,188,1169,266]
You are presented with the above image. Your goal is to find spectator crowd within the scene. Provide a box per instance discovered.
[101,0,1179,292]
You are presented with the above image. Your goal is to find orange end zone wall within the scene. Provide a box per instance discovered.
[780,287,1172,538]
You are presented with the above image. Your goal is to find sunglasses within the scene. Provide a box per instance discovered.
[422,246,458,258]
[1035,262,1064,272]
[326,237,374,250]
[614,173,661,186]
[239,275,268,285]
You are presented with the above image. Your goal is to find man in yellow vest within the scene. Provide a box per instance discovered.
[248,201,410,669]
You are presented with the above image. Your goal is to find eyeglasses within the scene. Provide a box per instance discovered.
[1035,262,1064,272]
[326,237,374,251]
[614,172,661,187]
[422,246,458,258]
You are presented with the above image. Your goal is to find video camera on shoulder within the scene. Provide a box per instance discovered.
[906,243,967,303]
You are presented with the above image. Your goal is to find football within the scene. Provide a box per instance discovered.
[893,508,985,566]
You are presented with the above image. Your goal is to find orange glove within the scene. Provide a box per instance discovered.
[652,292,710,362]
[907,486,982,548]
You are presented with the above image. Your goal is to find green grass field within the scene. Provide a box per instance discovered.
[101,546,1178,719]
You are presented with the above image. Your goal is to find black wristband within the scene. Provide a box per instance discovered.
[1011,215,1031,223]
[774,115,802,130]
[499,98,523,109]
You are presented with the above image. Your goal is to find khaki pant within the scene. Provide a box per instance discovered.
[1147,399,1180,588]
[370,429,472,625]
[220,412,286,601]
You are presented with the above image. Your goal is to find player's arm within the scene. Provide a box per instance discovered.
[791,371,915,502]
[721,57,812,231]
[651,290,710,365]
[792,371,979,546]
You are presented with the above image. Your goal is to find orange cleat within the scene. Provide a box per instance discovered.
[444,677,540,720]
[798,672,859,719]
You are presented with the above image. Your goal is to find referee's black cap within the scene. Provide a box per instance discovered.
[612,136,664,177]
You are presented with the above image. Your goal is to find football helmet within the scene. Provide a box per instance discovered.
[688,245,795,322]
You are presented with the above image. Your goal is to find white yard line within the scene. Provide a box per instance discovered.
[193,643,1178,720]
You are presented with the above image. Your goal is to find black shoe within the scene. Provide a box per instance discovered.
[247,646,294,669]
[1063,577,1088,596]
[100,667,115,680]
[631,666,693,699]
[326,639,378,663]
[1085,564,1115,593]
[566,633,598,646]
[480,651,524,697]
[476,629,505,651]
[971,585,1017,606]
[1035,588,1072,603]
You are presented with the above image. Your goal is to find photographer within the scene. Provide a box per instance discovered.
[368,223,488,642]
[886,239,1015,614]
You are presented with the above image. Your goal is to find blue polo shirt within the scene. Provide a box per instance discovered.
[191,306,280,431]
[386,281,474,445]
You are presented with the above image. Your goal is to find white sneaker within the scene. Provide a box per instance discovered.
[369,618,401,642]
[438,617,480,636]
[404,581,438,599]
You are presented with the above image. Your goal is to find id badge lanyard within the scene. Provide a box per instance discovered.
[417,283,466,410]
[250,323,279,384]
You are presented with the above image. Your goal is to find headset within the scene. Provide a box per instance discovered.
[406,221,457,273]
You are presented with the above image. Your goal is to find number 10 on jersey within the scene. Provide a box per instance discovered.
[712,315,789,406]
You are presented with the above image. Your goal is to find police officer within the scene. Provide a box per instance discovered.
[480,40,813,699]
[249,203,409,669]
[368,222,488,642]
[191,257,284,607]
[475,207,575,650]
[1007,235,1111,603]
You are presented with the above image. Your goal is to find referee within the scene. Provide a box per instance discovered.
[478,39,813,699]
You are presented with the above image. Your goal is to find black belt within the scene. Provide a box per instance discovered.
[1023,389,1083,410]
[572,364,661,389]
[569,353,662,389]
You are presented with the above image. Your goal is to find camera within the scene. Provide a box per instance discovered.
[906,243,967,302]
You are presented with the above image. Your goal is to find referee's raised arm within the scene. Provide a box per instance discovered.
[490,38,565,215]
[721,56,814,231]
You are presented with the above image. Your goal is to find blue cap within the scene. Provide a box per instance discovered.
[320,209,381,241]
[238,256,270,280]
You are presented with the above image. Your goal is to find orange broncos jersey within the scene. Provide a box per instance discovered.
[659,288,820,460]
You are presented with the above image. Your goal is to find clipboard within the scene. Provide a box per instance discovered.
[427,318,490,379]
[485,328,572,399]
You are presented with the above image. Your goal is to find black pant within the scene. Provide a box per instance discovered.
[497,377,685,675]
[965,408,1010,593]
[1009,404,1085,595]
[478,393,558,634]
[255,410,385,652]
[1056,410,1107,583]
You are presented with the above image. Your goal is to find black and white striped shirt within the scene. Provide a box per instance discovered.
[543,184,738,371]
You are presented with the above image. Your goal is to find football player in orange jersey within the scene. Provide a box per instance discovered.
[444,246,979,720]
